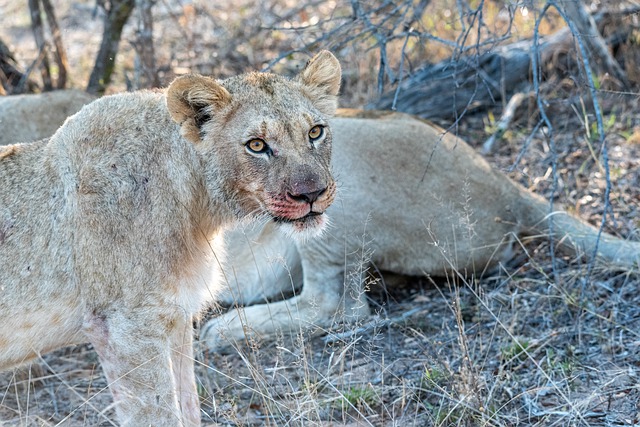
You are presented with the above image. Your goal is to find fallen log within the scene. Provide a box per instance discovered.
[371,8,637,121]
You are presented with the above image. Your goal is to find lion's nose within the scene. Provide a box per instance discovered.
[288,165,327,204]
[288,187,326,204]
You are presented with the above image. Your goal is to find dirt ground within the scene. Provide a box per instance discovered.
[1,1,640,426]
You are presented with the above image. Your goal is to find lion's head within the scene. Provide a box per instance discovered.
[166,51,340,238]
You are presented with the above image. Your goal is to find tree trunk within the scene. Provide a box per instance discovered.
[562,0,629,90]
[28,0,52,91]
[87,0,135,95]
[132,0,159,89]
[41,0,68,89]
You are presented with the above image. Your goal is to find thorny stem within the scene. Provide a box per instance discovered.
[553,2,612,280]
[533,1,615,346]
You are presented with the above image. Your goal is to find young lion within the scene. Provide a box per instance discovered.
[0,51,341,426]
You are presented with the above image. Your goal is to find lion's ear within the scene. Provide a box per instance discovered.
[166,74,232,143]
[297,50,341,116]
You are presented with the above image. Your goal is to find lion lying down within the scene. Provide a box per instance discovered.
[199,109,640,351]
[0,89,94,145]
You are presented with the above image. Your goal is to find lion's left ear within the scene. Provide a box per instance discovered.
[166,74,232,143]
[297,51,341,116]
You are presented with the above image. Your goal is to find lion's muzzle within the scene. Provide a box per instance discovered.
[267,176,336,238]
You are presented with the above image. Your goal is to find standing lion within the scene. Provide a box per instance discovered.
[0,51,341,426]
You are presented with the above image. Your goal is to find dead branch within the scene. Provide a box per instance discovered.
[481,91,532,155]
[41,0,69,89]
[0,38,39,94]
[25,0,68,91]
[28,0,52,91]
[131,0,159,89]
[561,0,629,90]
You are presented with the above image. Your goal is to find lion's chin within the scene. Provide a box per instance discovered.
[273,212,328,241]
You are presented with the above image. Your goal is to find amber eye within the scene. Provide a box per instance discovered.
[246,138,270,154]
[308,125,324,141]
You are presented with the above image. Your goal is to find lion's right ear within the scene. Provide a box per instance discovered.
[166,74,232,143]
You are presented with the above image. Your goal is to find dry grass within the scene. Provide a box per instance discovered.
[1,0,639,426]
[4,240,639,426]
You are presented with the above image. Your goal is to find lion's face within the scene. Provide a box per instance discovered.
[166,51,341,238]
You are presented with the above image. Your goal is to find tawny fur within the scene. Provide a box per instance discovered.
[201,109,640,350]
[0,89,95,146]
[0,51,341,426]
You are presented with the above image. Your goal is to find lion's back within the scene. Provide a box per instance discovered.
[324,111,527,274]
[0,90,95,146]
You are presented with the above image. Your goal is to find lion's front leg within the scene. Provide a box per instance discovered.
[200,295,313,350]
[200,262,364,351]
[83,309,199,427]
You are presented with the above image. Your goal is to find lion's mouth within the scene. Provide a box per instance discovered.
[271,209,328,239]
[273,210,323,224]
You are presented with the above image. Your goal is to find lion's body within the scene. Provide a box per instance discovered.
[202,109,640,348]
[0,90,228,426]
[0,51,342,426]
[0,92,217,362]
[0,90,95,145]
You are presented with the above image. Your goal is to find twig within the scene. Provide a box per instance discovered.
[532,2,560,283]
[508,118,544,173]
[322,307,422,344]
[390,29,412,110]
[481,91,532,155]
[41,0,68,89]
[553,2,613,282]
[16,44,47,93]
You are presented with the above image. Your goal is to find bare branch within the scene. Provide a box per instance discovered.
[41,0,69,89]
[0,38,39,94]
[532,1,560,281]
[28,0,52,91]
[131,0,159,89]
[481,91,532,155]
[562,0,630,90]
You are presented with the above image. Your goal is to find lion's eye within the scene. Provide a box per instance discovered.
[308,125,324,141]
[246,138,270,155]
